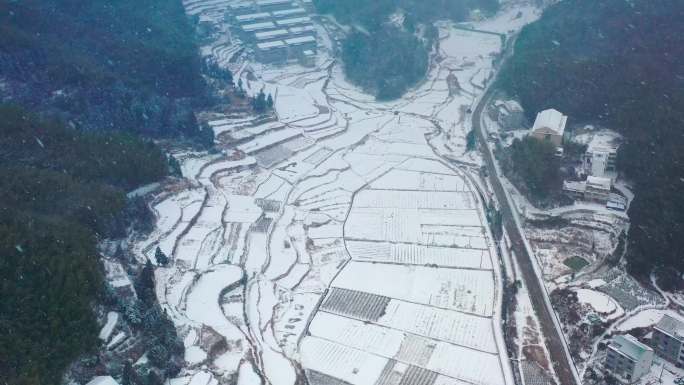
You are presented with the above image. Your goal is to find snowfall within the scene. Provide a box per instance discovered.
[124,1,548,385]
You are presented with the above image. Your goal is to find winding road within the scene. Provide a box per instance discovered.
[471,37,581,385]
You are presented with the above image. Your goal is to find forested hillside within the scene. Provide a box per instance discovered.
[0,105,169,385]
[315,0,499,99]
[0,0,208,382]
[498,0,684,283]
[0,0,206,137]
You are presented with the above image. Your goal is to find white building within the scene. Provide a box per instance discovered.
[605,334,654,383]
[585,175,612,203]
[531,108,568,147]
[651,314,684,365]
[584,144,618,180]
[493,100,526,130]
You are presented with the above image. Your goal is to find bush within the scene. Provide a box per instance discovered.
[506,137,561,199]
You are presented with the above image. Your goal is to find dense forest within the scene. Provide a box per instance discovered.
[0,0,210,383]
[497,0,684,283]
[0,0,206,137]
[0,105,170,385]
[502,136,562,201]
[314,0,499,99]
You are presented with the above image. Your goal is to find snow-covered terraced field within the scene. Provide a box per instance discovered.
[129,1,540,384]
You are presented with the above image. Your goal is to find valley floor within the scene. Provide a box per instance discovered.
[125,2,550,385]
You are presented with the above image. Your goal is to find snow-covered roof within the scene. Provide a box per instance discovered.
[242,21,277,32]
[236,12,271,23]
[495,99,523,114]
[276,16,311,26]
[655,314,684,340]
[257,40,286,50]
[609,334,653,362]
[272,8,306,18]
[288,25,315,34]
[563,180,586,193]
[255,29,289,40]
[257,0,293,5]
[86,376,120,385]
[586,175,612,191]
[229,2,254,11]
[285,35,316,45]
[532,108,567,136]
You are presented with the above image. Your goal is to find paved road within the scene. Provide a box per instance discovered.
[472,44,581,385]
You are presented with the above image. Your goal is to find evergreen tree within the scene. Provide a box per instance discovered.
[253,89,267,113]
[198,123,215,149]
[148,344,169,367]
[135,260,156,306]
[146,371,164,385]
[122,361,137,385]
[154,246,169,266]
[168,155,182,177]
[114,245,127,263]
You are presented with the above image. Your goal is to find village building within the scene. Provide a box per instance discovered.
[300,49,316,67]
[234,12,271,24]
[531,108,567,147]
[272,8,307,19]
[584,175,612,202]
[493,99,526,130]
[275,16,312,28]
[651,314,684,365]
[604,334,654,383]
[241,21,277,34]
[227,0,318,64]
[255,40,288,63]
[287,24,316,36]
[255,29,290,42]
[562,174,626,209]
[583,143,618,180]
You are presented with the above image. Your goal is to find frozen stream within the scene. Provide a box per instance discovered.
[133,3,542,385]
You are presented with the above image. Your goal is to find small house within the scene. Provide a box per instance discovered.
[531,108,567,147]
[605,334,654,383]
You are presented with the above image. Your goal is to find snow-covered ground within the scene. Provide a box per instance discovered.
[128,1,546,384]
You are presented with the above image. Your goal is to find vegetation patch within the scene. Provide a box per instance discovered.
[564,256,590,272]
[314,0,499,99]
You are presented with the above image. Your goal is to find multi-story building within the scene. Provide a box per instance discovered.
[531,108,567,147]
[605,334,654,383]
[652,314,684,365]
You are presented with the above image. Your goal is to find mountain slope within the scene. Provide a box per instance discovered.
[498,0,684,282]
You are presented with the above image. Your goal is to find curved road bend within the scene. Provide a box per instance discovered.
[471,42,581,385]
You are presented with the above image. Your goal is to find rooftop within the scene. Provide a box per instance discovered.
[255,29,289,40]
[288,24,315,34]
[236,12,272,23]
[532,108,567,136]
[609,334,653,362]
[563,180,586,193]
[285,35,316,45]
[242,21,277,32]
[276,16,312,26]
[257,40,286,50]
[656,314,684,340]
[272,8,306,17]
[586,175,612,191]
[257,0,293,5]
